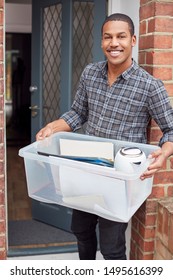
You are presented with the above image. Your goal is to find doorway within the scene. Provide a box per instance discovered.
[6,32,32,251]
[6,34,78,257]
[6,32,31,221]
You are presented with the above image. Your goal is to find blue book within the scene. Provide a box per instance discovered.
[37,151,114,167]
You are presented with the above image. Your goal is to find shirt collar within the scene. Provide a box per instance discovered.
[122,59,138,80]
[101,59,138,80]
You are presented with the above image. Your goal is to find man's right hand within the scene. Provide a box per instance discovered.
[36,119,72,141]
[36,124,53,141]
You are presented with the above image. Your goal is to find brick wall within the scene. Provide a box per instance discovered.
[154,197,173,259]
[130,0,173,260]
[0,0,6,260]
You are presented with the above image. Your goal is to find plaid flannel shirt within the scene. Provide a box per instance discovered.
[61,60,173,146]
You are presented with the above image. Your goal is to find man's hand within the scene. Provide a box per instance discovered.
[36,125,53,141]
[140,141,173,180]
[140,148,165,180]
[36,119,72,141]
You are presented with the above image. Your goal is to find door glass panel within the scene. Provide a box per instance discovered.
[42,4,62,125]
[72,1,94,100]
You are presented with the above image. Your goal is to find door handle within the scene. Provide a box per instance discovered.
[29,85,38,92]
[29,105,40,110]
[29,105,40,117]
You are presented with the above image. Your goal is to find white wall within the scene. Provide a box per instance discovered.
[5,3,32,33]
[108,0,140,62]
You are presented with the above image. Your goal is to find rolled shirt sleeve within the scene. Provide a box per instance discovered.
[147,79,173,146]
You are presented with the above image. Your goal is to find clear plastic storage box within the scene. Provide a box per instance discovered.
[19,132,158,222]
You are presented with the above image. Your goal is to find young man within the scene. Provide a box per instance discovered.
[36,13,173,259]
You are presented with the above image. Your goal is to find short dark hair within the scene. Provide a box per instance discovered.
[101,13,135,36]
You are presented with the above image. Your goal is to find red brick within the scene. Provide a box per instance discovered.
[0,220,5,233]
[0,112,4,126]
[131,215,139,231]
[140,0,151,6]
[139,222,156,239]
[146,199,158,213]
[0,128,4,143]
[140,2,155,20]
[142,66,172,81]
[0,177,4,192]
[147,51,173,65]
[0,62,3,78]
[170,156,173,166]
[147,127,162,143]
[134,204,146,224]
[0,29,3,45]
[168,213,173,254]
[164,84,173,97]
[130,240,137,259]
[155,35,173,49]
[0,80,4,93]
[137,248,154,260]
[155,2,173,17]
[162,207,169,246]
[140,21,147,35]
[139,35,172,50]
[153,171,173,185]
[0,96,4,110]
[0,10,3,25]
[0,162,4,177]
[157,205,163,236]
[139,35,153,50]
[0,47,3,62]
[0,205,5,219]
[152,67,172,81]
[0,191,5,205]
[141,253,154,260]
[150,119,158,128]
[131,228,140,245]
[138,51,146,64]
[148,17,173,33]
[139,239,155,252]
[148,186,165,199]
[0,145,3,160]
[0,236,5,248]
[0,250,7,260]
[145,213,157,226]
[142,66,153,76]
[0,0,4,9]
[167,186,173,197]
[155,238,172,259]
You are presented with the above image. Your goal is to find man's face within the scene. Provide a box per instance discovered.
[101,20,136,69]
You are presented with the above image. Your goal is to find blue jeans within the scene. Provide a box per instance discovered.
[71,209,128,260]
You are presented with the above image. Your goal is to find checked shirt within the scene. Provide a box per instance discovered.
[61,60,173,146]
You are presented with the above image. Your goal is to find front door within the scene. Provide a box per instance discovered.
[30,0,107,230]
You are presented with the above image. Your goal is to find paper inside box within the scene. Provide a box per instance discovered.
[59,138,114,161]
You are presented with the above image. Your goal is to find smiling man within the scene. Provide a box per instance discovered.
[36,13,173,260]
[101,14,136,86]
